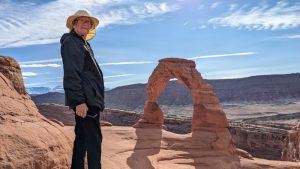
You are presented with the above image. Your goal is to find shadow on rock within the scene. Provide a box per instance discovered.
[127,128,162,169]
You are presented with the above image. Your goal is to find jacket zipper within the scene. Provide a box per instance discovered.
[83,40,103,80]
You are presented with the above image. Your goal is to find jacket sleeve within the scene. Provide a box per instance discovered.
[61,37,86,108]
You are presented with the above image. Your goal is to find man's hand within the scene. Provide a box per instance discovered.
[76,103,88,118]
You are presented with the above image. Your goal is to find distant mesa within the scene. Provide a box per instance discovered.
[104,72,300,111]
[26,85,63,95]
[30,73,300,109]
[27,86,51,95]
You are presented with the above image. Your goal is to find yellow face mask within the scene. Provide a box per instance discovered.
[86,28,96,41]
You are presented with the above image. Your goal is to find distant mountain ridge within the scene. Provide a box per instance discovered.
[26,86,111,95]
[31,73,300,109]
[26,87,51,95]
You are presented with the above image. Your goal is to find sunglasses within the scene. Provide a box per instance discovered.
[77,19,92,25]
[86,112,98,118]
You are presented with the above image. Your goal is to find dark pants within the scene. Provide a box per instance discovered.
[71,106,102,169]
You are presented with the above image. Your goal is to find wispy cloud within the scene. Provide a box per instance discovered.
[19,58,61,64]
[0,0,179,48]
[24,82,46,87]
[271,34,300,39]
[21,63,61,68]
[22,72,38,77]
[104,74,135,79]
[229,4,238,11]
[100,61,153,66]
[188,52,256,60]
[209,1,300,30]
[211,2,221,9]
[46,80,63,83]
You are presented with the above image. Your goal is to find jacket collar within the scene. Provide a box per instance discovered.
[70,30,85,42]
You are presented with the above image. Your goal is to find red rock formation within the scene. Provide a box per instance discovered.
[134,58,228,130]
[0,56,72,168]
[132,58,239,168]
[0,56,26,95]
[281,122,300,161]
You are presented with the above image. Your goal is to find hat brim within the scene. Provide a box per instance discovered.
[66,15,99,41]
[66,15,99,29]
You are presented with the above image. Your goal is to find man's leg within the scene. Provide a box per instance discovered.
[83,107,102,169]
[71,114,86,169]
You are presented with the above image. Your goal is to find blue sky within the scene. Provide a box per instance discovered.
[0,0,299,89]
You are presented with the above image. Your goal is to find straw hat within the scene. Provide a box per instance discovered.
[66,10,100,41]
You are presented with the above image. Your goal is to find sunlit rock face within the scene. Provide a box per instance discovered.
[134,58,228,129]
[0,56,72,169]
[282,122,300,161]
[132,58,239,169]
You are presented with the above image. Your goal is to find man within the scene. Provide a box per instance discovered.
[60,10,104,169]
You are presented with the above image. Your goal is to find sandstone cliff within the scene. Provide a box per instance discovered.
[0,56,72,169]
[281,122,300,161]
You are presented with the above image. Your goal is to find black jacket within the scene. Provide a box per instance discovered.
[60,31,104,110]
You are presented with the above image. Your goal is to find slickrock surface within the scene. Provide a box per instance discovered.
[134,58,228,130]
[63,126,300,169]
[282,122,300,161]
[64,126,241,169]
[0,56,72,169]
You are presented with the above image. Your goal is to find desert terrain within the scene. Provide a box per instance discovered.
[2,56,300,168]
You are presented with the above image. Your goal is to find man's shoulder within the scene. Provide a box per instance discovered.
[60,33,78,45]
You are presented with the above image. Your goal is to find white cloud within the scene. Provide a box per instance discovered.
[208,1,300,30]
[24,82,45,87]
[188,52,256,60]
[104,74,135,78]
[21,63,61,68]
[229,4,238,11]
[22,72,38,77]
[0,0,179,48]
[183,20,190,26]
[191,24,206,30]
[46,80,63,83]
[19,58,62,64]
[211,2,221,9]
[100,61,153,66]
[272,34,300,39]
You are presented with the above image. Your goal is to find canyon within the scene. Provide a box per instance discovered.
[1,55,300,168]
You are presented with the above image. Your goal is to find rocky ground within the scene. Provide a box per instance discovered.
[36,100,300,161]
[63,125,300,169]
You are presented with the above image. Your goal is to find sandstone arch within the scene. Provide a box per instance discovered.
[134,58,228,130]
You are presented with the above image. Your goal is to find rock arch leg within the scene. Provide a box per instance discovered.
[134,63,172,128]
